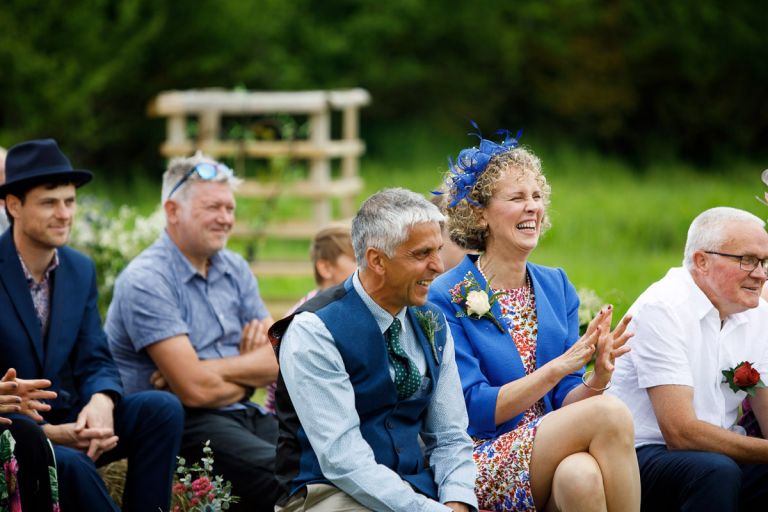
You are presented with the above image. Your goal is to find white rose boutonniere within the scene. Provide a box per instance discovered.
[449,272,505,333]
[465,290,491,317]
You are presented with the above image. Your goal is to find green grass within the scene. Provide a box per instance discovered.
[86,134,767,320]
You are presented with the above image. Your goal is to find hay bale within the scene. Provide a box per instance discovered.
[97,458,127,507]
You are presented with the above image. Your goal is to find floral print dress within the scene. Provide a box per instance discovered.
[472,269,544,512]
[0,430,21,512]
[0,428,60,512]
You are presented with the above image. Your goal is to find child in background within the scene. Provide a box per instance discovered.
[263,224,356,413]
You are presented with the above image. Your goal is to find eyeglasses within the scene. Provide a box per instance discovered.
[167,162,233,199]
[704,251,768,273]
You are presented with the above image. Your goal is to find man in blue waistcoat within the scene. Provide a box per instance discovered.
[269,188,478,511]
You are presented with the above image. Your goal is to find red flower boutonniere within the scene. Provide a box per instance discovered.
[722,361,766,397]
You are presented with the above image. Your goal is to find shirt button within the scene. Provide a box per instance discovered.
[385,420,393,429]
[395,446,401,454]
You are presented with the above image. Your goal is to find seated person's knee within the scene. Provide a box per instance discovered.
[593,395,634,438]
[553,453,605,502]
[697,453,741,487]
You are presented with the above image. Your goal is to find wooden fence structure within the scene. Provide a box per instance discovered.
[148,89,370,301]
[148,88,370,240]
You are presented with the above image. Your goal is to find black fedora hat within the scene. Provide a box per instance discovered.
[0,138,93,198]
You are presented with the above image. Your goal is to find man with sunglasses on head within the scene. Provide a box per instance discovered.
[608,206,768,512]
[0,139,184,512]
[105,153,280,511]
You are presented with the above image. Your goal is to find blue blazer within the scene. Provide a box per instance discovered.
[0,230,123,420]
[428,254,583,439]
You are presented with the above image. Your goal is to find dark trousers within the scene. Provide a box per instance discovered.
[55,390,184,512]
[181,406,280,512]
[637,444,768,512]
[2,418,55,511]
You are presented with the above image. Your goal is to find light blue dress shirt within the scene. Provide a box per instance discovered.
[280,272,478,512]
[105,230,269,410]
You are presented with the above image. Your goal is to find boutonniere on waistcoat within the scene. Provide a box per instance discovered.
[414,310,443,365]
[449,272,505,333]
[722,361,766,397]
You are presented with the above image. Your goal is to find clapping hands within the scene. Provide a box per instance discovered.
[586,305,633,388]
[556,306,633,387]
[0,368,57,424]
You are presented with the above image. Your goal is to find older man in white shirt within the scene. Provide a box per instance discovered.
[609,206,768,512]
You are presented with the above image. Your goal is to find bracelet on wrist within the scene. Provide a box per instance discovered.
[582,370,611,391]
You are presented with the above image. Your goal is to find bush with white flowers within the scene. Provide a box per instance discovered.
[70,196,164,314]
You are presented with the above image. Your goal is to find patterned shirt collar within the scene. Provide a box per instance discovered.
[17,249,59,336]
[18,249,60,284]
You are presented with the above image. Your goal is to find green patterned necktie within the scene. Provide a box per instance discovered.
[385,318,421,400]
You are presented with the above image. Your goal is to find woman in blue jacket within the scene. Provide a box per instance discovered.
[428,129,640,512]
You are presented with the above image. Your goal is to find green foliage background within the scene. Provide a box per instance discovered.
[2,0,767,317]
[1,0,766,173]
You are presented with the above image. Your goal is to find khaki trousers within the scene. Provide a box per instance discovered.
[275,484,371,512]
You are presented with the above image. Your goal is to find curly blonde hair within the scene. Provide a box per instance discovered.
[445,147,551,251]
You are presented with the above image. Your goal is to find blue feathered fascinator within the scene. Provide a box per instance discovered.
[438,121,522,208]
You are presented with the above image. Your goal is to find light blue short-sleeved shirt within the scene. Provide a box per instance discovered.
[105,231,269,405]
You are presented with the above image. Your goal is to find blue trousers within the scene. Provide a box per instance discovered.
[637,444,768,512]
[54,390,183,512]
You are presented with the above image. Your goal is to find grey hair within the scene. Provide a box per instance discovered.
[352,188,445,270]
[683,206,765,270]
[161,151,242,204]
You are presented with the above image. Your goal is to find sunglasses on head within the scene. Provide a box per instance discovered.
[167,162,233,199]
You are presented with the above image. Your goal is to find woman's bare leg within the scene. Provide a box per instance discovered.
[529,395,640,512]
[543,453,606,512]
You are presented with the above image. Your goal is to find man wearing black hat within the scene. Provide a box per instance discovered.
[0,139,184,512]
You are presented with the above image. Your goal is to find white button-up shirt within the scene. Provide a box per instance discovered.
[608,267,768,447]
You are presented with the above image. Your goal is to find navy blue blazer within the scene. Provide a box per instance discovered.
[429,254,583,439]
[0,229,123,421]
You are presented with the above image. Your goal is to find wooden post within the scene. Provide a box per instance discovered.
[308,107,332,227]
[198,110,221,145]
[167,115,187,145]
[340,106,359,218]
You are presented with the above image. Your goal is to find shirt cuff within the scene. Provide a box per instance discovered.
[439,485,479,512]
[96,389,122,406]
